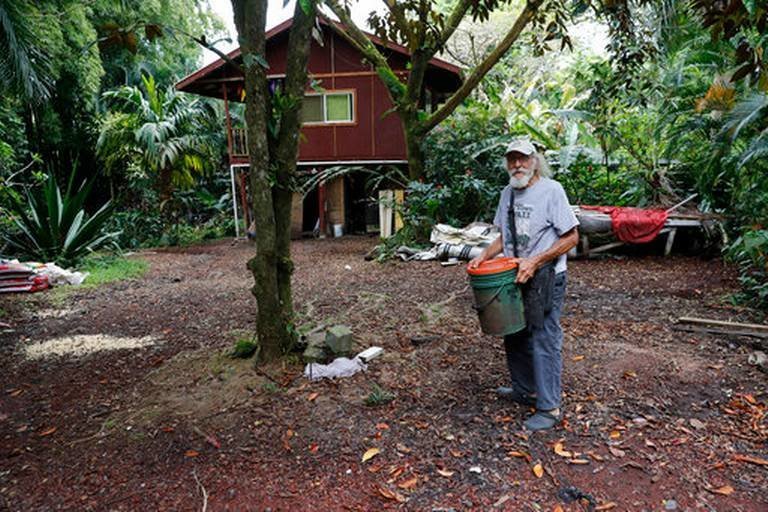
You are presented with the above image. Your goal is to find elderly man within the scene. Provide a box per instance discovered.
[469,139,579,431]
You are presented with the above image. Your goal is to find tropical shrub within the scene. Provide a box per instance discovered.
[97,74,224,205]
[2,169,116,266]
[727,230,768,312]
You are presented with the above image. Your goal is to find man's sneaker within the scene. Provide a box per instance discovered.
[495,386,536,406]
[523,410,560,431]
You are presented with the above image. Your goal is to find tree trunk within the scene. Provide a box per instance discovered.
[233,0,287,362]
[404,124,425,181]
[157,166,173,204]
[271,1,317,345]
[233,0,316,361]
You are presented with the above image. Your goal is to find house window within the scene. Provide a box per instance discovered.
[301,91,354,124]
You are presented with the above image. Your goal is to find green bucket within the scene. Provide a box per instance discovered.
[467,258,526,336]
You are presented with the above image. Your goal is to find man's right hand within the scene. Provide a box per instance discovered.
[468,255,486,269]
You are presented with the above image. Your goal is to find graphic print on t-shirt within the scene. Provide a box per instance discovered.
[514,203,532,250]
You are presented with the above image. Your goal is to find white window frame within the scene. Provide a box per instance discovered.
[302,90,355,126]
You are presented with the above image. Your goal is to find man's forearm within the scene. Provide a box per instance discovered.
[481,235,503,260]
[533,227,579,267]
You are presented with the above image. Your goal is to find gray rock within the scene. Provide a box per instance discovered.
[326,325,353,356]
[306,331,326,348]
[303,343,326,363]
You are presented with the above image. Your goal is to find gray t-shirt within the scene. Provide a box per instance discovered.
[493,177,579,273]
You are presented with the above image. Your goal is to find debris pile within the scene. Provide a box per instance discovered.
[0,261,49,293]
[0,260,87,293]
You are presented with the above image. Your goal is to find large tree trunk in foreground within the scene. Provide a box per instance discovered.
[233,0,284,361]
[233,0,316,361]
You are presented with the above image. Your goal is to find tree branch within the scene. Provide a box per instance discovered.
[419,0,543,135]
[322,1,407,102]
[383,0,410,43]
[436,0,473,51]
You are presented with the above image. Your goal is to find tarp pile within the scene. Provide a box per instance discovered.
[395,223,499,262]
[0,262,49,293]
[580,206,669,244]
[0,260,87,293]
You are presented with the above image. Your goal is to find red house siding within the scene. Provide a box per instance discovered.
[176,19,461,165]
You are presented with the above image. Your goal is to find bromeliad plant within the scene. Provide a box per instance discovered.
[2,169,117,267]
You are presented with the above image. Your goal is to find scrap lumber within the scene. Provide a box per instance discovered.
[677,317,768,333]
[673,325,768,340]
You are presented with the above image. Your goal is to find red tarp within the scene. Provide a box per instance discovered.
[581,206,669,244]
[0,263,50,293]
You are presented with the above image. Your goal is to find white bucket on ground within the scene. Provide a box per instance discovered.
[332,224,343,237]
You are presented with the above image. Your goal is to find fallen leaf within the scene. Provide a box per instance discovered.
[567,458,590,465]
[15,425,28,433]
[397,476,418,490]
[595,502,617,510]
[376,422,389,430]
[184,450,199,457]
[449,448,462,457]
[397,443,412,454]
[710,485,734,496]
[436,468,454,478]
[38,426,57,437]
[572,355,585,362]
[553,506,564,512]
[362,447,380,462]
[509,451,532,463]
[588,452,604,462]
[9,389,23,397]
[554,442,572,458]
[203,432,221,449]
[609,430,621,439]
[532,463,544,478]
[608,446,626,458]
[161,426,174,433]
[623,370,637,379]
[733,454,768,466]
[689,418,706,430]
[308,443,319,453]
[742,394,757,405]
[377,486,406,503]
[282,429,294,452]
[307,392,319,401]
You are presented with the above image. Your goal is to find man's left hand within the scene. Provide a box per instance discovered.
[512,257,540,284]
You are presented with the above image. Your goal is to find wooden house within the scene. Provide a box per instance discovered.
[176,18,462,238]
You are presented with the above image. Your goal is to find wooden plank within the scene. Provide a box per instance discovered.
[664,228,677,256]
[673,325,768,340]
[678,317,768,333]
[587,240,624,255]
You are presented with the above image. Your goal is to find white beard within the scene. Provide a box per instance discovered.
[508,167,534,189]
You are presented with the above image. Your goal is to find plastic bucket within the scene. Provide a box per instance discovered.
[467,257,526,336]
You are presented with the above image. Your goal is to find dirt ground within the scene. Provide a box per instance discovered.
[1,237,766,511]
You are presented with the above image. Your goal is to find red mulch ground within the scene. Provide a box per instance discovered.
[1,237,766,511]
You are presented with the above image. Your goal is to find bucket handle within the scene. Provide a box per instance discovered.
[472,285,504,312]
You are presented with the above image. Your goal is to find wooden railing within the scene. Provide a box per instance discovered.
[232,127,248,156]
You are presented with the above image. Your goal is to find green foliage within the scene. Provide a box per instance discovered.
[364,383,395,406]
[727,230,768,311]
[2,168,116,267]
[98,74,223,201]
[261,382,282,393]
[231,337,259,359]
[79,254,148,287]
[0,0,54,101]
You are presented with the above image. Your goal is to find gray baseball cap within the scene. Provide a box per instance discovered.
[504,139,536,156]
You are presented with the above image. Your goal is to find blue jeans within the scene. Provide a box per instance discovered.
[503,271,567,411]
